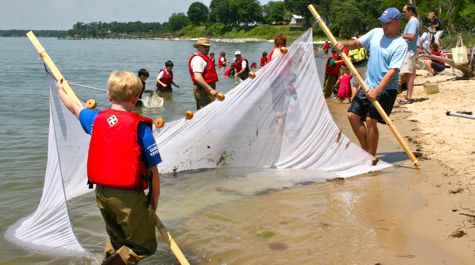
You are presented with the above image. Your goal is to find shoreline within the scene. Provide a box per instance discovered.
[326,67,475,264]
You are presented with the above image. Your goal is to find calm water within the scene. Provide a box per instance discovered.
[0,37,409,265]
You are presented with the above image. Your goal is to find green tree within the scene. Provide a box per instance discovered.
[187,2,210,25]
[167,13,191,31]
[228,0,263,25]
[329,0,366,37]
[262,1,287,23]
[209,0,230,24]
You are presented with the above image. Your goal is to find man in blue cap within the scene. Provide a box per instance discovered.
[333,7,408,161]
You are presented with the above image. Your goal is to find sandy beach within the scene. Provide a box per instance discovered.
[396,69,475,264]
[327,67,475,264]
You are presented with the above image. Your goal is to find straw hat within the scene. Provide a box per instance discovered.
[193,37,211,48]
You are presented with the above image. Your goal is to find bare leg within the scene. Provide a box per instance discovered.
[348,112,368,151]
[365,117,379,156]
[405,72,416,100]
[424,59,434,75]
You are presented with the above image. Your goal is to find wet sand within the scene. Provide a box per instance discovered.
[325,68,475,264]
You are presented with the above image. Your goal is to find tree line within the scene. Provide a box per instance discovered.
[2,0,473,39]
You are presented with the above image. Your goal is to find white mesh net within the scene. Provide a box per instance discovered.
[6,29,390,255]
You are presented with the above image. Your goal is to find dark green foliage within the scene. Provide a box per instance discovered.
[187,2,210,25]
[167,13,191,32]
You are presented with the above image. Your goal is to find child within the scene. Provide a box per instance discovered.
[260,51,268,67]
[224,63,236,77]
[218,51,227,68]
[156,60,179,92]
[56,71,161,264]
[334,67,352,103]
[136,68,149,107]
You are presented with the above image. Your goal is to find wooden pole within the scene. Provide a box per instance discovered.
[308,4,421,168]
[154,214,190,265]
[26,31,191,264]
[26,31,82,106]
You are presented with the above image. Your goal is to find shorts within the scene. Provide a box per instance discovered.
[400,52,416,74]
[348,88,398,124]
[432,61,445,73]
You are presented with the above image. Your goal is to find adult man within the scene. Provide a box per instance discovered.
[323,49,343,98]
[188,37,219,109]
[233,51,250,81]
[399,4,420,105]
[334,7,407,158]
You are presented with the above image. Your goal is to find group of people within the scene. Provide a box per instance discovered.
[323,39,368,103]
[53,34,288,264]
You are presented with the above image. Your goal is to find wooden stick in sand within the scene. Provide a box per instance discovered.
[26,31,190,265]
[308,4,421,168]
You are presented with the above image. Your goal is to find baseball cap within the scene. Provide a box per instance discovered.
[378,7,401,23]
[235,51,241,55]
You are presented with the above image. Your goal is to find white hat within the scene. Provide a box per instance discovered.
[235,51,241,55]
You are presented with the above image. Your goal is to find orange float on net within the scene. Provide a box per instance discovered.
[249,71,256,79]
[86,99,97,109]
[216,93,225,101]
[184,110,194,120]
[154,118,165,128]
[279,47,288,54]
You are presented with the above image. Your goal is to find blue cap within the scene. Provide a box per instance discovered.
[378,7,401,23]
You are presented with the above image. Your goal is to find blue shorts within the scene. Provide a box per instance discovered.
[348,88,397,124]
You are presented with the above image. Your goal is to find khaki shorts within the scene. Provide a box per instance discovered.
[193,82,216,109]
[400,52,417,74]
[95,185,157,257]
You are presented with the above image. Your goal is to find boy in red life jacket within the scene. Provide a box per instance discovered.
[156,60,180,93]
[55,71,161,265]
[218,51,227,68]
[188,37,219,109]
[208,52,216,65]
[260,51,268,67]
[323,49,344,98]
[224,63,236,77]
[234,50,250,81]
[323,40,329,54]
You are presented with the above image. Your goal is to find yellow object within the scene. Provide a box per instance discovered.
[26,31,82,106]
[423,83,439,95]
[348,48,367,63]
[86,99,97,109]
[184,110,194,120]
[154,118,165,128]
[279,47,288,54]
[249,71,256,79]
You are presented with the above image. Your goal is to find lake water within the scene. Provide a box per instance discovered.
[0,36,404,265]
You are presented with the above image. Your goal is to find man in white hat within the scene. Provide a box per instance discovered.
[188,37,219,109]
[233,50,250,82]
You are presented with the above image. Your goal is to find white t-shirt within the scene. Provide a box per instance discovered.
[190,54,207,73]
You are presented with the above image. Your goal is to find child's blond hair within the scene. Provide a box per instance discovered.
[107,71,143,102]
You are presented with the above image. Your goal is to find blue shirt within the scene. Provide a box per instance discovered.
[358,28,407,91]
[79,108,162,167]
[404,17,420,52]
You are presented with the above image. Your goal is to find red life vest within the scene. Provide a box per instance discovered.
[267,46,283,63]
[156,68,173,91]
[87,109,152,190]
[325,55,341,76]
[260,55,267,67]
[188,53,219,85]
[234,57,249,73]
[218,55,226,67]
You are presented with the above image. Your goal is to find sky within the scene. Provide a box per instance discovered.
[0,0,271,30]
